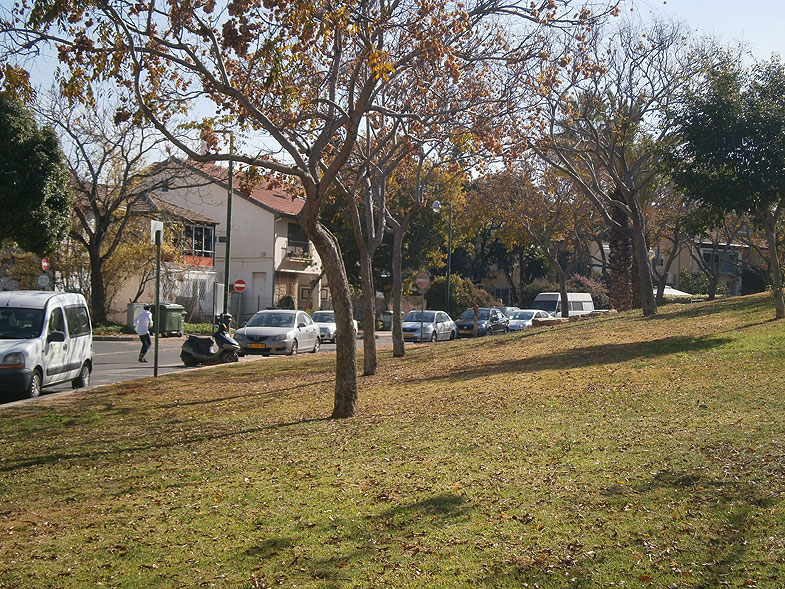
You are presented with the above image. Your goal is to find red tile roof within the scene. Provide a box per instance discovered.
[174,158,305,217]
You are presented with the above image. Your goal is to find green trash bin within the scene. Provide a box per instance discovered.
[150,303,186,337]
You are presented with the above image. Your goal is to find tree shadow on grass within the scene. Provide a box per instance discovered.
[0,416,332,473]
[418,334,732,385]
[239,492,471,583]
[476,467,779,588]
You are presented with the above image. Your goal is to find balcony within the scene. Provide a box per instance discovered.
[284,242,312,263]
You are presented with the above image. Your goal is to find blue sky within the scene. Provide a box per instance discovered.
[640,0,785,60]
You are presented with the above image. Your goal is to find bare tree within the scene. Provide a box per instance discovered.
[528,17,691,316]
[37,93,190,323]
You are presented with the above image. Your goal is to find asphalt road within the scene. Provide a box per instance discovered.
[1,332,394,405]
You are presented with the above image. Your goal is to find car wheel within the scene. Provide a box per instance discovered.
[289,339,298,356]
[181,352,198,367]
[450,330,456,340]
[27,369,42,398]
[261,351,270,357]
[311,337,320,353]
[220,350,239,363]
[430,331,437,342]
[71,362,90,389]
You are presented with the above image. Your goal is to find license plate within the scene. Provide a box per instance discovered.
[459,330,471,335]
[404,334,416,340]
[248,343,266,349]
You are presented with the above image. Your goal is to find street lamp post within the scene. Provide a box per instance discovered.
[222,133,234,320]
[432,200,452,315]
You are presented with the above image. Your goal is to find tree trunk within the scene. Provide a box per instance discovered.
[299,198,357,418]
[359,250,377,375]
[764,215,785,319]
[629,225,657,316]
[89,248,107,325]
[558,267,569,319]
[390,225,405,357]
[608,204,633,311]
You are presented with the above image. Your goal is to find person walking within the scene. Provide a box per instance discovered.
[134,304,153,362]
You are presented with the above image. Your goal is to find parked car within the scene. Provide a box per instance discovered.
[311,310,358,343]
[455,307,509,337]
[233,310,319,356]
[401,310,456,342]
[497,306,521,318]
[0,291,93,398]
[507,309,551,331]
[531,292,596,317]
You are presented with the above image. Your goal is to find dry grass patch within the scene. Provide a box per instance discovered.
[1,294,785,587]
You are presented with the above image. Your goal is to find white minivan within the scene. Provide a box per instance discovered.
[531,292,596,318]
[0,291,93,398]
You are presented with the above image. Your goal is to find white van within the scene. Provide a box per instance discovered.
[531,292,596,318]
[0,291,93,398]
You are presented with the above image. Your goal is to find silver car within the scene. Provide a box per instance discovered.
[311,310,358,343]
[401,310,456,342]
[507,309,551,331]
[233,310,319,356]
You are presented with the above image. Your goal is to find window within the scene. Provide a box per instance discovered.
[570,301,584,311]
[288,223,309,250]
[48,308,65,334]
[701,249,738,275]
[183,224,215,258]
[65,305,91,337]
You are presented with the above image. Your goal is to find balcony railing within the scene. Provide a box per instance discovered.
[284,242,312,262]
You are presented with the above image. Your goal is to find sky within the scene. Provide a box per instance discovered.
[639,0,785,60]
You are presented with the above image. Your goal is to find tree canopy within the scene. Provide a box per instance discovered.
[0,94,72,256]
[670,53,785,318]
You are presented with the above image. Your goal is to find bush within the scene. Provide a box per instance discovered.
[425,275,495,314]
[678,270,729,297]
[92,322,134,336]
[567,274,611,310]
[277,294,295,309]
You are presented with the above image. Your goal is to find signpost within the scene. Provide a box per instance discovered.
[233,279,246,292]
[416,272,430,341]
[151,220,163,377]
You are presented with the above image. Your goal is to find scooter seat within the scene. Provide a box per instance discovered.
[186,335,215,356]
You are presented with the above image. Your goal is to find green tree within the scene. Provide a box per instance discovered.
[671,53,785,318]
[0,94,71,256]
[425,275,495,314]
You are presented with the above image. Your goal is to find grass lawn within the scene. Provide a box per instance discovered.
[2,293,785,587]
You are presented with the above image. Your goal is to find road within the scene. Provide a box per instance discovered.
[1,332,393,405]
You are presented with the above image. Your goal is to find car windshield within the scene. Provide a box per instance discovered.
[458,308,490,321]
[403,311,435,323]
[0,308,44,339]
[311,312,334,323]
[532,300,558,313]
[511,311,535,320]
[246,312,295,328]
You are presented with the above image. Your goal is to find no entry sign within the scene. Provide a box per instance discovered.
[233,279,247,292]
[415,272,430,289]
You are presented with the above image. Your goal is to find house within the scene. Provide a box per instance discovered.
[147,158,326,323]
[104,194,220,323]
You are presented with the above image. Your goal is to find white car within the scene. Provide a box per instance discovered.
[507,309,551,331]
[233,310,319,356]
[0,291,93,398]
[401,310,456,342]
[310,310,358,344]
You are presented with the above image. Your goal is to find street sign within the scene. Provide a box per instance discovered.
[150,220,163,244]
[41,258,50,271]
[415,272,430,289]
[36,273,51,288]
[233,279,247,292]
